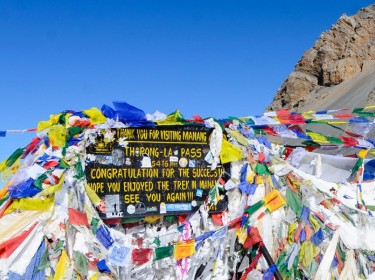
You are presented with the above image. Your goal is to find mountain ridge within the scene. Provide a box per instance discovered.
[267,4,375,111]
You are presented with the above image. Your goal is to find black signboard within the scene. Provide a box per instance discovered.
[85,125,227,218]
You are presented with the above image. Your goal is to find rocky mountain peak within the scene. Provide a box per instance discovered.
[267,4,375,111]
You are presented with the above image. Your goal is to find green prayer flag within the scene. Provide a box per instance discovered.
[33,174,48,190]
[253,128,266,135]
[121,217,144,223]
[212,118,225,132]
[244,200,264,215]
[6,148,24,167]
[91,217,100,234]
[353,107,375,117]
[337,242,346,262]
[245,118,255,125]
[352,158,363,174]
[62,147,67,156]
[326,136,343,145]
[74,160,85,179]
[254,163,270,175]
[67,126,84,141]
[153,237,161,246]
[59,159,70,169]
[165,216,176,223]
[73,251,88,277]
[37,243,51,271]
[154,245,174,261]
[301,140,320,147]
[58,111,67,126]
[276,251,288,278]
[285,189,303,218]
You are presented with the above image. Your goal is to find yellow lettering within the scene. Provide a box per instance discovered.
[162,168,175,178]
[192,168,223,178]
[165,192,187,202]
[148,129,160,139]
[117,128,136,139]
[124,194,140,204]
[198,180,216,189]
[146,193,161,202]
[160,130,181,141]
[123,181,154,192]
[107,182,121,192]
[88,182,104,193]
[178,168,189,177]
[182,131,207,142]
[173,180,189,191]
[157,181,170,191]
[181,148,202,158]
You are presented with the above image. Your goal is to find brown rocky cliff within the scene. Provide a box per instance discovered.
[267,4,375,111]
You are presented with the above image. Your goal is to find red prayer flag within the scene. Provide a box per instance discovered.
[277,110,305,124]
[333,113,354,119]
[243,227,262,249]
[262,126,277,136]
[131,248,153,265]
[23,137,41,158]
[0,222,38,258]
[340,136,359,147]
[68,208,89,226]
[43,160,60,169]
[344,130,364,138]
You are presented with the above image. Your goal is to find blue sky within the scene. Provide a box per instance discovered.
[0,0,374,162]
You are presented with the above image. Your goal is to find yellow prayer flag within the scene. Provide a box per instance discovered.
[220,139,243,164]
[0,158,21,181]
[89,273,99,280]
[308,215,321,231]
[305,131,329,144]
[37,120,53,132]
[266,190,286,212]
[4,195,55,214]
[37,114,62,132]
[236,227,248,244]
[50,114,62,123]
[246,171,255,184]
[83,107,107,125]
[85,182,102,206]
[358,149,368,159]
[144,215,162,224]
[156,110,184,125]
[48,125,66,147]
[302,112,314,119]
[264,189,279,204]
[299,241,320,269]
[9,158,21,174]
[327,121,347,125]
[0,160,6,172]
[54,249,71,280]
[288,223,297,245]
[255,175,263,184]
[174,240,195,260]
[228,130,248,146]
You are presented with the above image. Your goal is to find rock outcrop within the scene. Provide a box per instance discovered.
[267,4,375,111]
